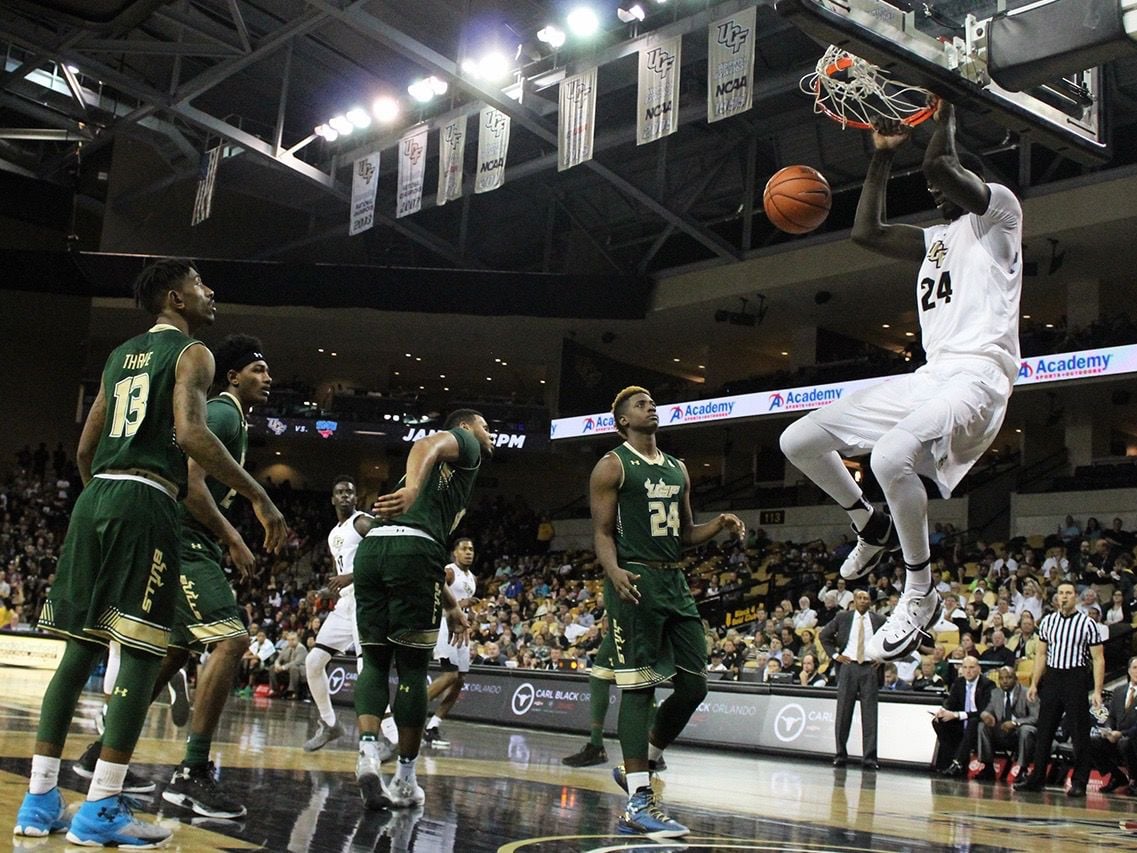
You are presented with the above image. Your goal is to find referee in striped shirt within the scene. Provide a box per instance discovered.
[1013,581,1104,797]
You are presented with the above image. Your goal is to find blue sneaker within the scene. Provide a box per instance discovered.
[65,795,171,848]
[13,788,69,836]
[617,788,689,838]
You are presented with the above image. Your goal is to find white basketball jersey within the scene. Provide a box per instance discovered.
[435,562,477,641]
[917,183,1022,383]
[327,511,365,601]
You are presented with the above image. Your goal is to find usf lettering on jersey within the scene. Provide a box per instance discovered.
[612,443,686,563]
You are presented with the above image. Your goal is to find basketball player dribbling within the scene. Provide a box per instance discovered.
[780,99,1023,660]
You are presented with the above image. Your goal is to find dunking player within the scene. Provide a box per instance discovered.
[14,260,286,846]
[303,474,383,754]
[597,386,744,838]
[73,335,274,821]
[423,537,478,748]
[352,410,493,810]
[780,99,1022,660]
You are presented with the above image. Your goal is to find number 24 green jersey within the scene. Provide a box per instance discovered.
[610,442,686,563]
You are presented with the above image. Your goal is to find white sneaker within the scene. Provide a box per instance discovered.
[380,716,398,744]
[376,739,395,763]
[840,515,900,580]
[866,588,942,661]
[386,776,425,809]
[356,753,388,811]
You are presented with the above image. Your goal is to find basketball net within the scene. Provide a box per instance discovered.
[801,46,936,130]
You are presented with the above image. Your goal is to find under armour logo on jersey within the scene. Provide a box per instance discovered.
[629,459,641,466]
[113,686,129,697]
[927,240,948,268]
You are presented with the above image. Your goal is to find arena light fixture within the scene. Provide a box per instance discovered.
[345,107,371,129]
[479,51,511,82]
[328,115,353,136]
[408,75,449,102]
[566,7,600,38]
[537,24,566,49]
[313,123,338,142]
[372,96,400,123]
[617,3,646,23]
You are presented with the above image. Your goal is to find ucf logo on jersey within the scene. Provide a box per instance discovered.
[927,239,948,268]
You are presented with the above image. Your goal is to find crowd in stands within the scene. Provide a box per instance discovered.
[5,442,1136,705]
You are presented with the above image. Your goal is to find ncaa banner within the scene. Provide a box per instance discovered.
[558,66,598,171]
[636,34,681,145]
[475,106,510,194]
[349,151,380,236]
[437,115,466,206]
[707,6,756,123]
[396,126,428,218]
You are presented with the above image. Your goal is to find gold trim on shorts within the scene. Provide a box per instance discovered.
[591,664,617,682]
[614,666,668,689]
[391,628,440,648]
[87,607,170,656]
[187,618,248,644]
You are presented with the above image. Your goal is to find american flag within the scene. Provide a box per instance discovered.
[191,145,221,226]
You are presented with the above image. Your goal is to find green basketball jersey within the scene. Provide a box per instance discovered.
[393,427,482,545]
[90,324,203,496]
[611,442,687,563]
[179,392,247,537]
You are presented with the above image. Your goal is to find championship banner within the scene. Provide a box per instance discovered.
[437,115,466,206]
[558,66,598,171]
[636,35,681,145]
[707,6,756,123]
[396,126,428,218]
[474,106,510,194]
[349,151,380,236]
[190,145,221,226]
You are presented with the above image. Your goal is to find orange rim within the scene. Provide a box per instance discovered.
[813,64,937,131]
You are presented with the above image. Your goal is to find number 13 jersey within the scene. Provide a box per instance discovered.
[918,182,1022,384]
[611,442,686,563]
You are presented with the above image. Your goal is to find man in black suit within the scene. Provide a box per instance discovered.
[819,589,886,770]
[1090,656,1137,793]
[932,655,993,776]
[976,666,1039,781]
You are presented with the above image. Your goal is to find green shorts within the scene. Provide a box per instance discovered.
[354,532,445,648]
[603,561,707,690]
[592,630,617,682]
[168,527,246,652]
[38,477,180,656]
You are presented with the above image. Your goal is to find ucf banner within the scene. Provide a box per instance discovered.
[636,34,681,145]
[708,6,756,123]
[474,106,510,194]
[558,66,598,171]
[437,115,465,206]
[396,126,428,218]
[349,151,380,236]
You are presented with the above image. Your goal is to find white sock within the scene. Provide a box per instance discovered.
[648,743,664,763]
[28,755,60,795]
[86,760,127,801]
[626,771,651,795]
[905,562,933,595]
[359,740,380,762]
[427,714,442,730]
[395,756,417,785]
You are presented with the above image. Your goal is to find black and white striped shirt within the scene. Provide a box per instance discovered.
[1038,610,1102,670]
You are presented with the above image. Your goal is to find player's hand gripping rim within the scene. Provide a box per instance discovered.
[608,566,641,605]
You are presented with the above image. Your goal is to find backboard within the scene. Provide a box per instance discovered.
[777,0,1108,162]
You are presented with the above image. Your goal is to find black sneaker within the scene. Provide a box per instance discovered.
[839,510,901,581]
[162,762,247,818]
[422,727,450,749]
[168,670,191,727]
[562,742,608,767]
[73,741,156,794]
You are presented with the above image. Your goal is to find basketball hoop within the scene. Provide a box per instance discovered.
[801,46,937,131]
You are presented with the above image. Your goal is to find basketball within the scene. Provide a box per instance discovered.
[763,165,832,235]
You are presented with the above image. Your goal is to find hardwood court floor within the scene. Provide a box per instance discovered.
[2,670,1137,852]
